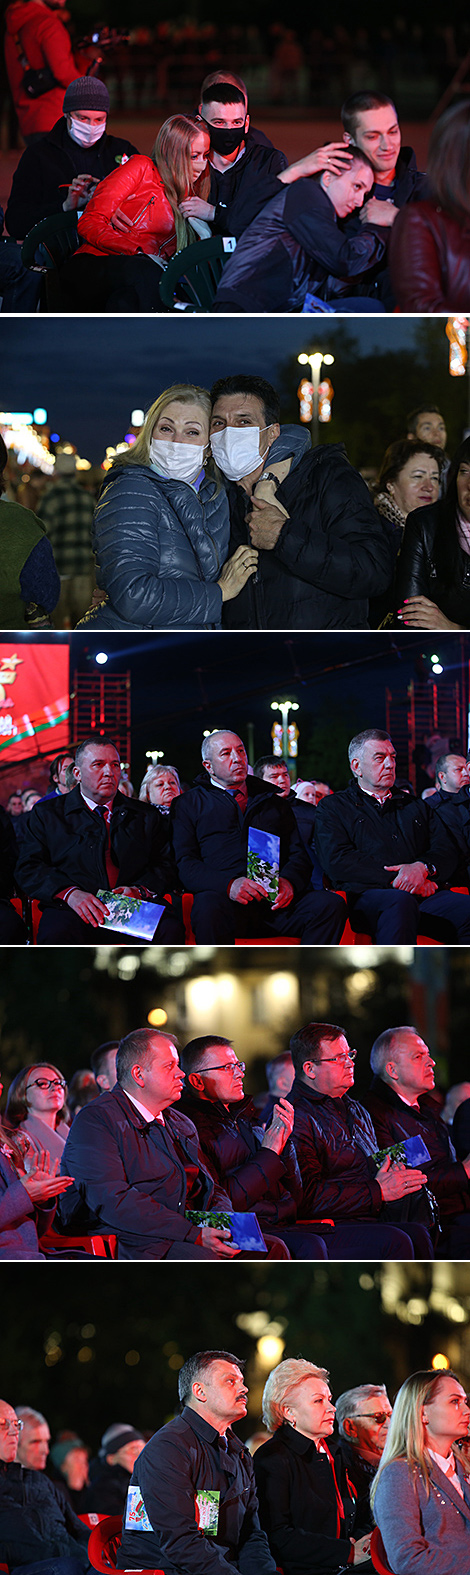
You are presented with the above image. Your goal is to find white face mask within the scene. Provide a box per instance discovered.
[149,438,206,483]
[210,425,270,481]
[68,115,106,146]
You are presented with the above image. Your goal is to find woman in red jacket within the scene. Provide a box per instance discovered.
[58,113,211,311]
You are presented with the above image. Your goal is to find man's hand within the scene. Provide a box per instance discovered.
[376,1154,427,1201]
[262,1098,294,1154]
[200,1226,240,1257]
[384,861,436,895]
[63,174,97,211]
[247,498,286,549]
[397,596,459,630]
[228,876,266,904]
[359,198,399,226]
[114,886,142,898]
[179,197,216,221]
[110,207,134,233]
[271,877,294,910]
[66,889,110,926]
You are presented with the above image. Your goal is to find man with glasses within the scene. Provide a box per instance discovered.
[289,1021,434,1259]
[0,1398,90,1574]
[179,1035,327,1258]
[364,1026,470,1258]
[335,1385,392,1512]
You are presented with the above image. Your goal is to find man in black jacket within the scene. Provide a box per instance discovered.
[289,1020,434,1259]
[171,729,346,943]
[16,734,183,944]
[314,728,470,942]
[0,1397,90,1573]
[211,376,394,630]
[179,1034,327,1258]
[424,756,470,884]
[120,1349,277,1575]
[364,1025,470,1256]
[5,77,137,240]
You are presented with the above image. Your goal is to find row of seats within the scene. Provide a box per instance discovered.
[20,215,229,312]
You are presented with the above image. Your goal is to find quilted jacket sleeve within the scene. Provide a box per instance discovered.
[92,469,223,628]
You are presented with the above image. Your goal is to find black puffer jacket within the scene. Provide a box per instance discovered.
[290,1076,384,1220]
[171,773,310,896]
[5,117,138,240]
[222,427,394,629]
[426,785,470,886]
[363,1076,470,1225]
[314,779,459,893]
[395,503,470,628]
[0,1461,89,1567]
[179,1089,302,1226]
[85,464,229,629]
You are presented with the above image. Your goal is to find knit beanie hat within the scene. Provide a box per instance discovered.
[63,77,110,115]
[99,1424,144,1459]
[50,1438,86,1471]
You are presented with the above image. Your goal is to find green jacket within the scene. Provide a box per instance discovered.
[0,498,51,626]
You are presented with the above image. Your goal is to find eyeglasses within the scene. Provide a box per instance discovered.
[26,1079,66,1092]
[352,1412,391,1425]
[198,1061,246,1076]
[0,1419,23,1434]
[319,1050,357,1065]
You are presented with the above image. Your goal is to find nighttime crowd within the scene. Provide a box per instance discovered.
[1,17,470,313]
[2,1349,470,1575]
[2,381,470,633]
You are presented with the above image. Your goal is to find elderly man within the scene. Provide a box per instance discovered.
[364,1026,470,1257]
[0,1397,89,1574]
[179,1034,327,1258]
[335,1384,392,1510]
[16,734,183,944]
[15,1407,50,1470]
[171,728,346,943]
[289,1020,434,1259]
[210,376,394,630]
[314,727,470,941]
[120,1349,277,1575]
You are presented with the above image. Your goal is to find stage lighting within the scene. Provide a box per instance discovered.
[33,408,47,425]
[430,653,443,674]
[95,651,108,665]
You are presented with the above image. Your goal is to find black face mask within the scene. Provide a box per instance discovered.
[208,123,247,156]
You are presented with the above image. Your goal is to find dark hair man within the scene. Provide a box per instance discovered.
[0,1397,89,1575]
[253,757,292,795]
[254,755,323,889]
[119,1350,277,1575]
[314,727,470,942]
[213,146,387,311]
[171,728,346,944]
[90,1040,119,1091]
[406,407,447,449]
[364,1025,470,1257]
[179,1035,327,1258]
[252,1052,294,1125]
[60,1028,242,1260]
[41,751,75,801]
[335,1384,392,1510]
[5,76,138,242]
[210,376,394,630]
[16,734,183,945]
[340,92,427,307]
[289,1021,433,1259]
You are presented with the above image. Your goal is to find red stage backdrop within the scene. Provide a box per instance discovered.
[0,644,70,762]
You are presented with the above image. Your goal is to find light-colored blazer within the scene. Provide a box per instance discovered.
[373,1455,470,1575]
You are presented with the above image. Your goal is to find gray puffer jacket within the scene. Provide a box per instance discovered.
[84,463,229,629]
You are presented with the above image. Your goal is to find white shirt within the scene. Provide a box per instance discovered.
[125,1090,165,1125]
[429,1449,464,1497]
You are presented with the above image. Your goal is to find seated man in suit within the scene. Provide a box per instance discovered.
[16,734,183,944]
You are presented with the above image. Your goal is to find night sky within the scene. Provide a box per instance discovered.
[1,315,444,465]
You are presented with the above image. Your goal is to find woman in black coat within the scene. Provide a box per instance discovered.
[253,1358,371,1575]
[395,435,470,629]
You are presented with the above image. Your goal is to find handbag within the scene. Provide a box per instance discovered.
[15,32,60,97]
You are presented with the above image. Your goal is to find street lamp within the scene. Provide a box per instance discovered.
[271,699,299,779]
[145,749,164,762]
[298,351,334,447]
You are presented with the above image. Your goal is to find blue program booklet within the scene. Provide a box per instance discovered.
[375,1135,431,1168]
[186,1210,268,1253]
[247,826,280,903]
[96,891,165,940]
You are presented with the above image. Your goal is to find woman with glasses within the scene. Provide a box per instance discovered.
[5,1063,69,1164]
[371,1369,470,1575]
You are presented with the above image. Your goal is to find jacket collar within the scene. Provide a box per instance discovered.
[347,778,414,809]
[368,1075,440,1120]
[427,1457,470,1520]
[291,1074,351,1109]
[180,1405,244,1466]
[192,771,278,802]
[62,785,128,820]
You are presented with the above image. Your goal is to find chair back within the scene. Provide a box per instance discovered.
[22,210,79,269]
[88,1513,165,1575]
[370,1525,396,1575]
[158,235,235,310]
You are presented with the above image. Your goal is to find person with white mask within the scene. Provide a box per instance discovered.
[79,384,257,629]
[210,373,395,630]
[5,77,138,242]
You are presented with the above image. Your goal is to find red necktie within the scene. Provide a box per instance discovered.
[233,786,248,814]
[96,804,119,889]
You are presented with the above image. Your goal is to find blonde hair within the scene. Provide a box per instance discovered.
[152,113,210,250]
[139,764,180,802]
[370,1369,467,1512]
[110,385,211,471]
[262,1359,329,1432]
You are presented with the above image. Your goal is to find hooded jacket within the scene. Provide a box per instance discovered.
[82,462,229,630]
[179,1088,302,1226]
[314,779,460,894]
[171,772,311,897]
[214,177,386,311]
[77,154,177,258]
[222,426,395,629]
[4,0,90,138]
[363,1075,470,1225]
[395,502,470,629]
[5,116,138,240]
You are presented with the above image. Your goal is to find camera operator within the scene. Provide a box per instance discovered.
[5,77,138,242]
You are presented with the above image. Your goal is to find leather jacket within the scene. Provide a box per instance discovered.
[389,199,470,310]
[395,503,470,626]
[77,155,176,258]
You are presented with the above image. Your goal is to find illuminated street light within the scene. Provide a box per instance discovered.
[270,699,299,779]
[145,749,164,762]
[298,351,335,446]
